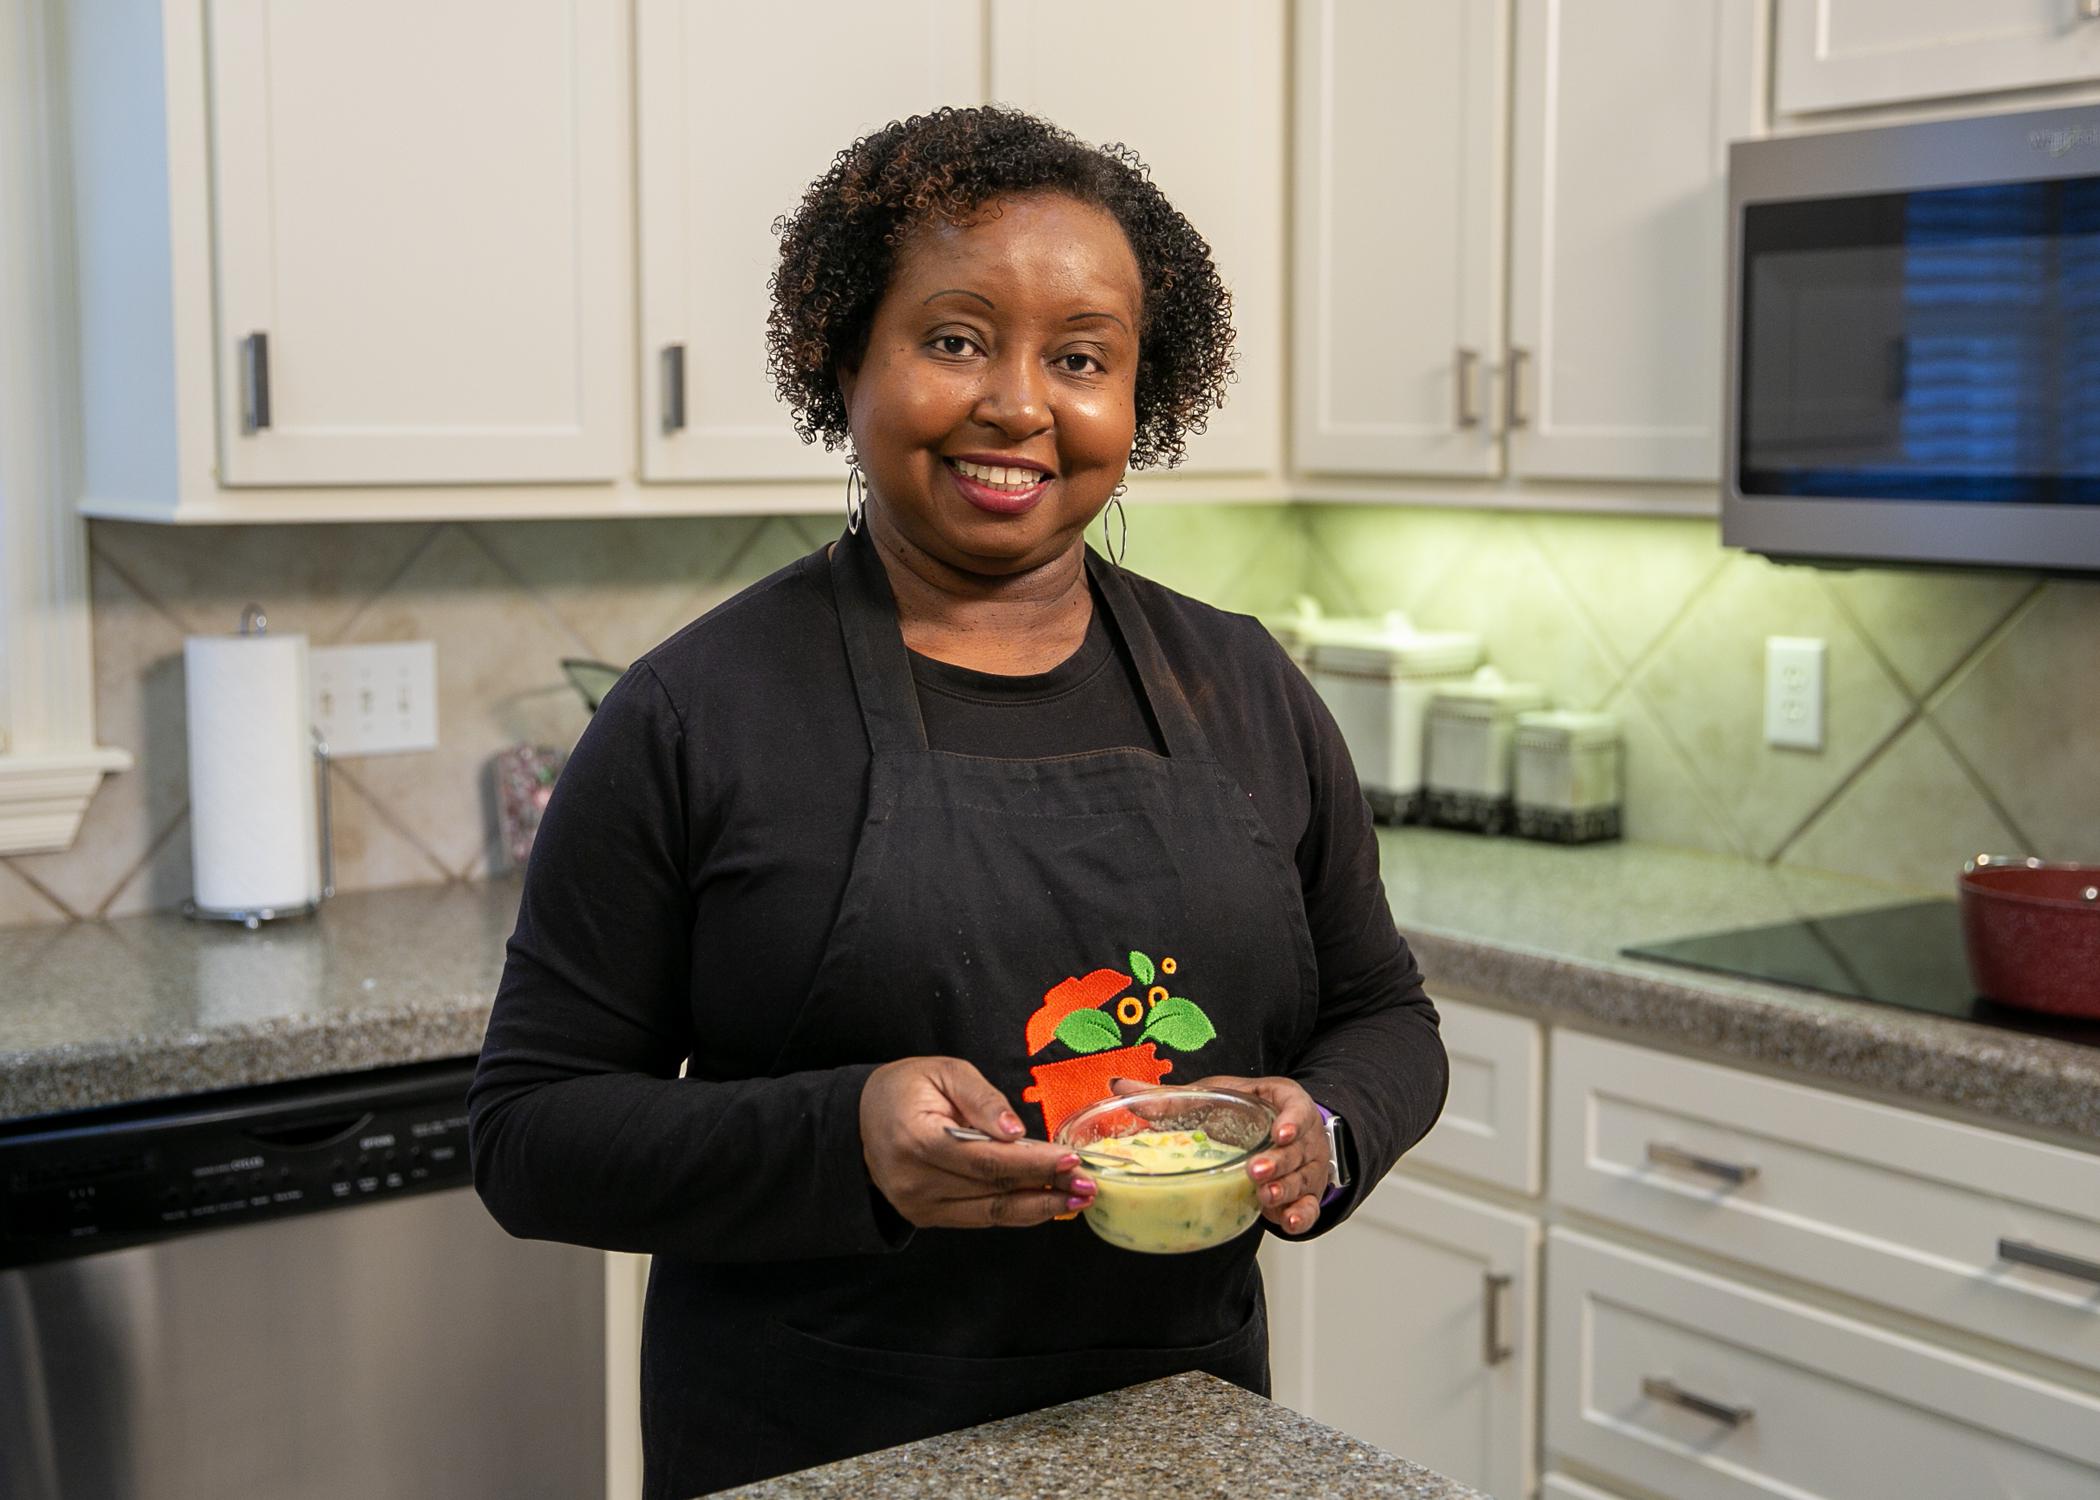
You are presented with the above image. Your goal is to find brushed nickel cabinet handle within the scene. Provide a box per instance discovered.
[1646,1142,1759,1186]
[2000,1239,2100,1286]
[240,331,271,433]
[1643,1376,1753,1427]
[1454,346,1482,429]
[1482,1271,1512,1366]
[1504,346,1530,429]
[661,343,687,434]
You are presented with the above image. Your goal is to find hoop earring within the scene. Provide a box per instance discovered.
[844,458,868,535]
[1100,484,1128,568]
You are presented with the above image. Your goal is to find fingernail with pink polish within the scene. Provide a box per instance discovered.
[1066,1194,1091,1211]
[999,1112,1025,1137]
[1056,1153,1080,1171]
[1071,1176,1095,1195]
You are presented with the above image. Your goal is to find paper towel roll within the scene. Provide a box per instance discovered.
[185,630,321,915]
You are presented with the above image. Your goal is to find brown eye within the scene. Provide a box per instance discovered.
[930,335,977,357]
[1057,352,1104,375]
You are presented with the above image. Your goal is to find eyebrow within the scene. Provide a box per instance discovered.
[923,288,996,310]
[1067,310,1130,331]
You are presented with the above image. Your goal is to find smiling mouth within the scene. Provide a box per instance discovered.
[946,457,1052,493]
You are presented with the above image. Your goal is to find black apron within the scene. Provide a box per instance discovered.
[644,529,1321,1497]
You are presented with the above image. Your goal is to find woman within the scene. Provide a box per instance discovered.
[469,106,1446,1497]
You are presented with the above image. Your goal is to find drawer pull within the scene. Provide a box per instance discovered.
[1641,1376,1754,1428]
[1482,1272,1512,1366]
[1645,1142,1759,1186]
[1999,1238,2100,1286]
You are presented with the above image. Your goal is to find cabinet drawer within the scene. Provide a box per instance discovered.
[1546,1229,2100,1500]
[1550,1030,2100,1374]
[1404,997,1542,1194]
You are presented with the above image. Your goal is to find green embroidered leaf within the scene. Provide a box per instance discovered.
[1055,1008,1123,1055]
[1129,950,1155,987]
[1140,997,1216,1053]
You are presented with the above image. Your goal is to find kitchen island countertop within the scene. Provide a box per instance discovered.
[3,830,2096,1144]
[708,1372,1485,1499]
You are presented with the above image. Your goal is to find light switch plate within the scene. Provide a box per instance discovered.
[1764,636,1825,752]
[311,642,438,756]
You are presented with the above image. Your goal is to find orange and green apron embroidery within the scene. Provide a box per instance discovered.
[1020,949,1218,1137]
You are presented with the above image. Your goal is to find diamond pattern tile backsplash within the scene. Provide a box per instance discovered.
[1302,504,2099,892]
[0,501,2091,928]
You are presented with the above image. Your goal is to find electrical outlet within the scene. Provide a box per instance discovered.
[311,642,438,756]
[1764,636,1825,751]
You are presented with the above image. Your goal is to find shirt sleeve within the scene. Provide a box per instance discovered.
[1276,656,1449,1238]
[467,661,911,1263]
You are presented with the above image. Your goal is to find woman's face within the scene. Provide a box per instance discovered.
[839,192,1143,577]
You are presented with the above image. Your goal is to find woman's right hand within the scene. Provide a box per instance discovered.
[860,1057,1095,1229]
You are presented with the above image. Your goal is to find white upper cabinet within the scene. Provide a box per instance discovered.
[206,0,627,487]
[1776,0,2100,116]
[1506,0,1758,484]
[989,0,1285,478]
[1292,0,1509,479]
[636,1,983,483]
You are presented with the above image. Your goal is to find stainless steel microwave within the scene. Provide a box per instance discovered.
[1723,104,2100,573]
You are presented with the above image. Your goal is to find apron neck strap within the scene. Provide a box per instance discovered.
[1084,547,1209,761]
[828,526,1211,762]
[831,526,931,755]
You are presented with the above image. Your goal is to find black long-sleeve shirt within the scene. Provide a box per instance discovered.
[468,544,1446,1264]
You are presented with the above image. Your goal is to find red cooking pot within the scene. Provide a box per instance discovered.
[1959,856,2100,1019]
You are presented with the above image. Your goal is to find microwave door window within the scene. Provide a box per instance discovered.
[1739,178,2100,507]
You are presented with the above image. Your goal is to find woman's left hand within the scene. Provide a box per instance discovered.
[1114,1074,1330,1236]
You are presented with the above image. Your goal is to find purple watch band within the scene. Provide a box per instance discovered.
[1314,1102,1343,1209]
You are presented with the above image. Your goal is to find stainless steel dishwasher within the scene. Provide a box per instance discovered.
[0,1058,605,1500]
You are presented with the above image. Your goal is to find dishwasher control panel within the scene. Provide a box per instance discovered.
[0,1059,478,1269]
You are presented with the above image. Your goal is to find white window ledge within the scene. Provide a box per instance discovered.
[0,747,132,856]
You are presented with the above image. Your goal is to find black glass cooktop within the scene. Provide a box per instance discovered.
[1625,900,2100,1050]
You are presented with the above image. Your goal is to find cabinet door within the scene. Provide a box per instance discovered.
[990,0,1284,478]
[1277,1175,1538,1500]
[1776,0,2100,115]
[1400,996,1543,1194]
[207,0,627,487]
[1293,0,1508,478]
[637,1,982,482]
[1507,0,1757,483]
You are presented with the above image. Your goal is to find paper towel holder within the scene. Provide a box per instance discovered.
[182,604,338,930]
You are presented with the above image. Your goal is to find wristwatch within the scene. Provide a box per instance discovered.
[1313,1103,1353,1207]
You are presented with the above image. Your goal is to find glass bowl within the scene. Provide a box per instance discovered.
[1054,1087,1275,1255]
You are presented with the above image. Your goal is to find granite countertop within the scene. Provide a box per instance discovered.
[3,831,2097,1144]
[711,1372,1484,1500]
[0,878,521,1120]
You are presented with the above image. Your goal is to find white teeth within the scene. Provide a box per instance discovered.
[952,459,1044,490]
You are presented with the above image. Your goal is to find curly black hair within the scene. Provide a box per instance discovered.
[766,105,1234,471]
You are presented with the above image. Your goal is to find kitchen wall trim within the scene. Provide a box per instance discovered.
[0,0,129,855]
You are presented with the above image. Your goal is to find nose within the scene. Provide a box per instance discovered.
[973,350,1052,440]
